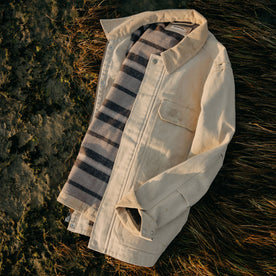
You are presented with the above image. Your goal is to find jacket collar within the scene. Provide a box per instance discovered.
[100,9,209,74]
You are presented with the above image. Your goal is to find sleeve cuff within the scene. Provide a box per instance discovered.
[115,188,190,241]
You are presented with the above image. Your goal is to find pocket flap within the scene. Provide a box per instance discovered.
[158,99,198,132]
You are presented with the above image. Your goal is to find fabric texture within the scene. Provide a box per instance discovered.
[57,9,235,267]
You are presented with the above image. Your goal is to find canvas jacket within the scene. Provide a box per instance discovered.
[57,9,235,267]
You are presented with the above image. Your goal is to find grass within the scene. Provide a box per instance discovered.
[0,0,275,275]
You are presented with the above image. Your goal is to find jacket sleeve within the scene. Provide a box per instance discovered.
[115,53,236,241]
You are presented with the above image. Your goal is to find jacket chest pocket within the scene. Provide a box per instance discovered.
[155,97,198,162]
[158,98,198,133]
[132,97,199,187]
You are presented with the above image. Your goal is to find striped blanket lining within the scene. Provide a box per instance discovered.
[59,21,198,223]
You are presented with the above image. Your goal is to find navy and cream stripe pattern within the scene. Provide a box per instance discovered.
[60,22,197,220]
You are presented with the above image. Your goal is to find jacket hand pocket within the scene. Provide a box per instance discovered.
[115,188,190,242]
[158,98,198,133]
[114,213,164,254]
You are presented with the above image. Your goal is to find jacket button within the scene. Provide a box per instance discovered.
[152,58,158,64]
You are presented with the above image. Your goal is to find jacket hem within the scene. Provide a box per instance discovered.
[67,211,93,237]
[88,241,160,267]
[57,192,98,222]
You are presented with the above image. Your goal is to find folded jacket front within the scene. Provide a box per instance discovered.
[57,9,235,267]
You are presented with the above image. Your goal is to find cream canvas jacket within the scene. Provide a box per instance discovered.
[57,9,235,267]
